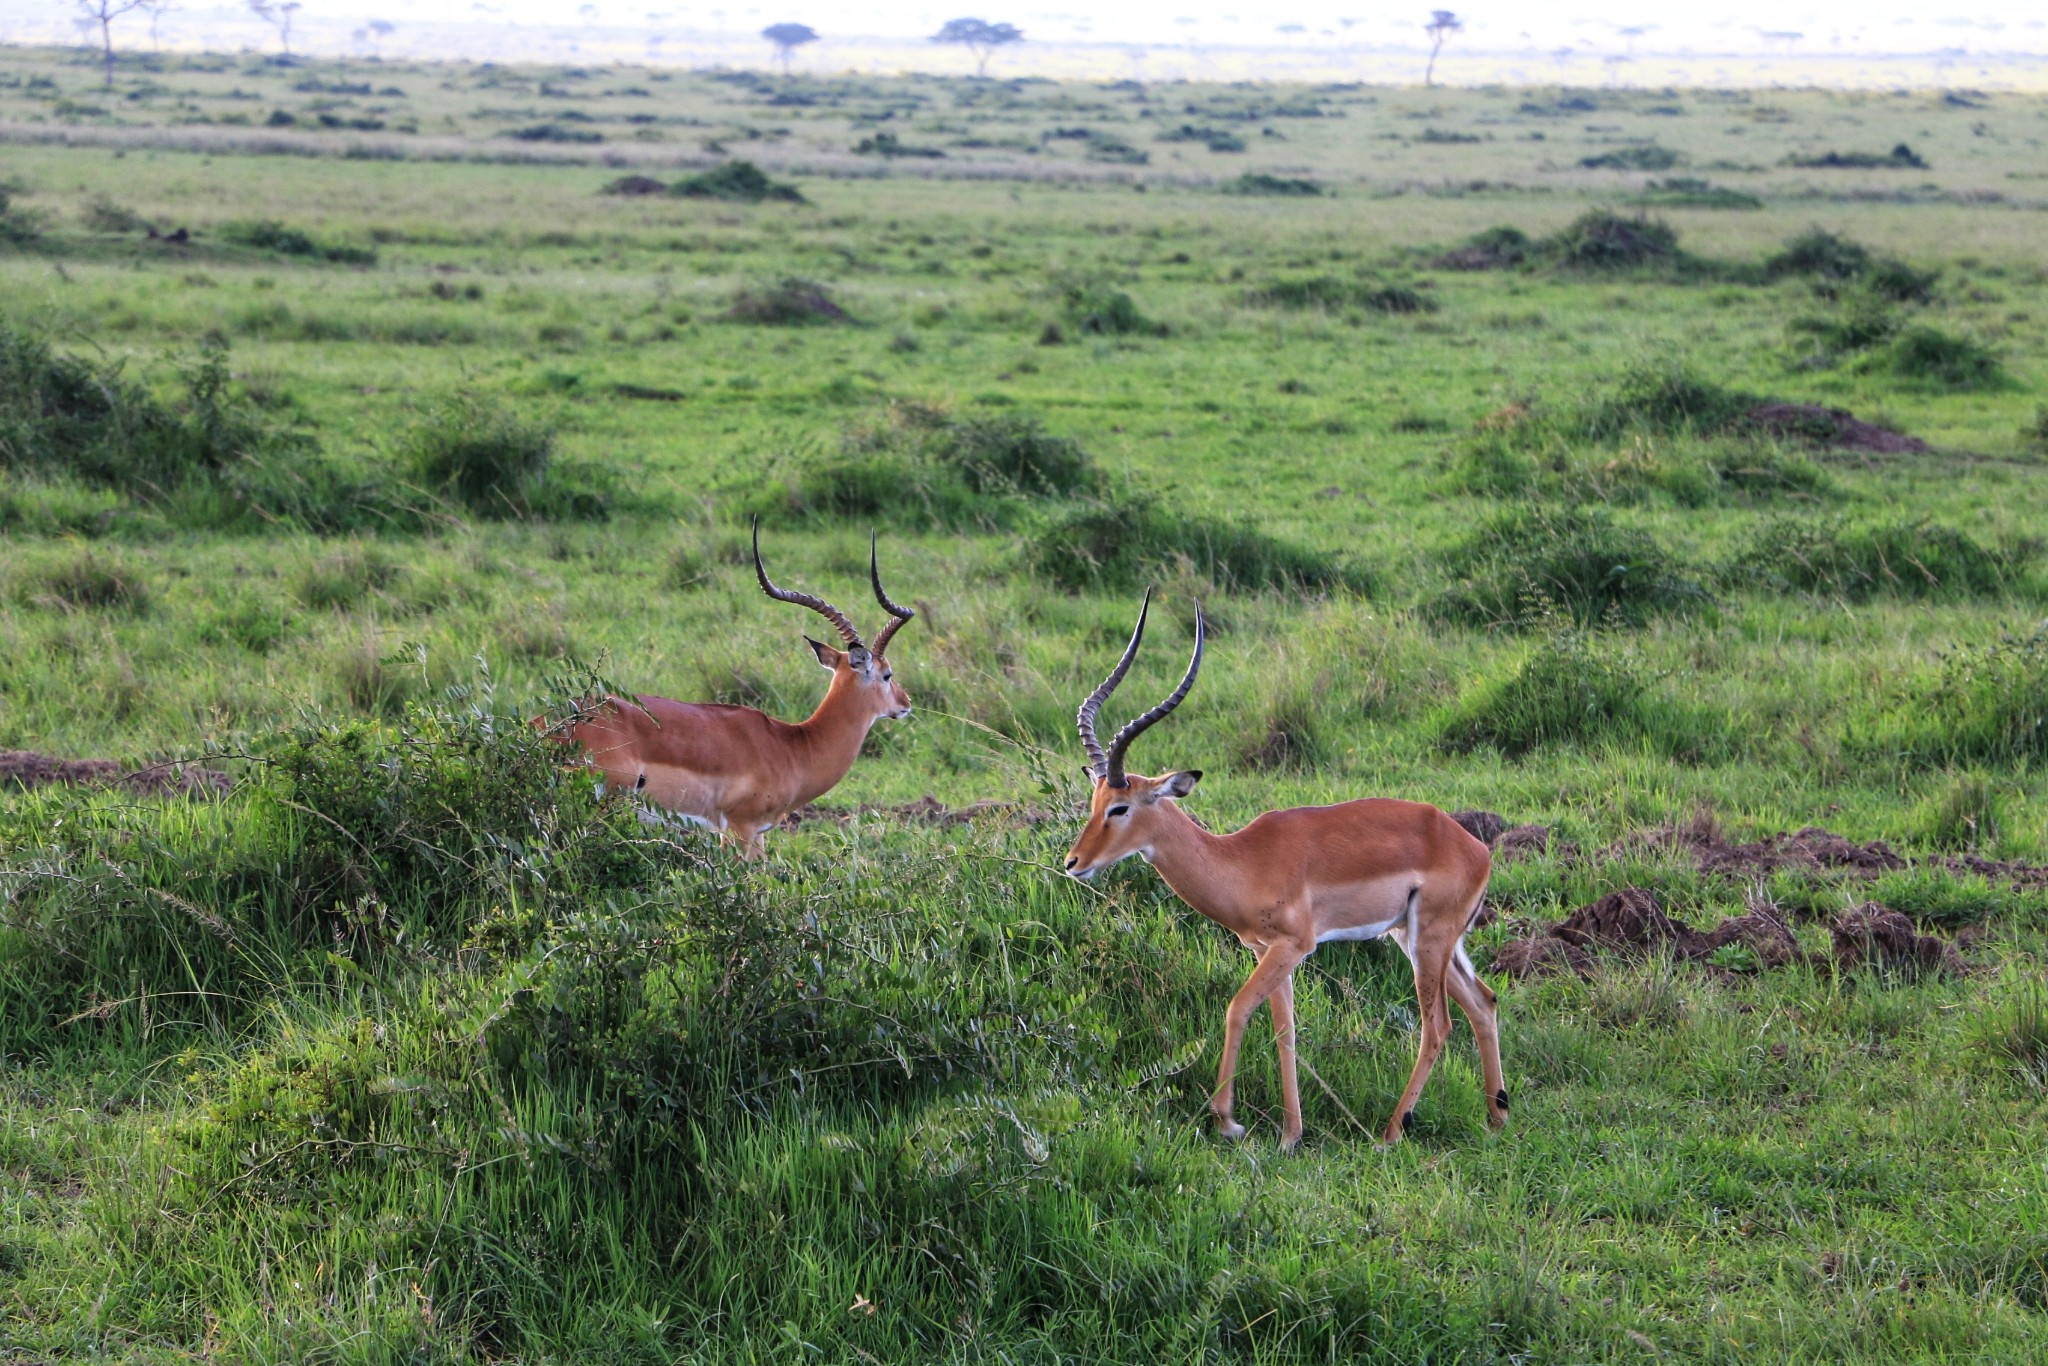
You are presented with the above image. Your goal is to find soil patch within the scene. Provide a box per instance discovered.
[1742,403,1929,455]
[0,749,231,798]
[783,795,1053,831]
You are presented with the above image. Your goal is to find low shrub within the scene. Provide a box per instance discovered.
[672,160,806,201]
[853,131,946,158]
[1879,627,2048,767]
[1025,491,1364,593]
[506,122,604,144]
[1855,326,2006,390]
[1579,145,1681,171]
[219,220,377,266]
[1436,629,1650,756]
[1431,504,1706,629]
[398,393,595,519]
[16,549,150,612]
[1787,289,1903,365]
[1579,360,1756,440]
[0,186,39,243]
[1247,277,1437,314]
[1434,226,1533,271]
[1062,283,1163,336]
[2023,406,2048,453]
[723,277,852,325]
[1548,209,1679,271]
[1764,228,1938,302]
[1223,173,1322,197]
[1788,143,1927,170]
[1632,178,1762,210]
[1722,517,2017,601]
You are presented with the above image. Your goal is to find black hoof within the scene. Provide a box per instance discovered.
[1495,1088,1510,1112]
[1401,1110,1415,1133]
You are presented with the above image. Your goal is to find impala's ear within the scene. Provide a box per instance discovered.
[1156,770,1203,800]
[805,636,843,670]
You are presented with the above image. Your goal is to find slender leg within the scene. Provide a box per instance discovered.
[1211,941,1308,1142]
[1381,937,1454,1146]
[1445,945,1508,1130]
[1269,972,1304,1150]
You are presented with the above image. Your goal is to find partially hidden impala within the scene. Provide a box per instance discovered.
[1062,592,1506,1148]
[557,518,915,857]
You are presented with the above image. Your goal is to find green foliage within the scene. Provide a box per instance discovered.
[1765,229,1938,301]
[1436,628,1652,756]
[1222,172,1323,196]
[14,547,151,612]
[1876,626,2048,766]
[1579,360,1757,440]
[1247,277,1437,313]
[1061,281,1163,336]
[1968,974,2048,1089]
[1548,209,1680,271]
[1434,225,1533,270]
[1788,142,1928,169]
[507,122,605,143]
[1431,504,1707,629]
[1632,178,1762,210]
[1025,490,1365,593]
[1855,325,2007,390]
[0,184,38,243]
[1916,772,2003,852]
[1721,517,2018,601]
[723,276,853,325]
[671,160,806,201]
[219,219,378,265]
[1788,288,1903,364]
[399,393,567,517]
[1579,144,1681,171]
[853,130,947,158]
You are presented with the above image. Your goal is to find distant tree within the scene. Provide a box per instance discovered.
[74,0,148,87]
[353,17,396,54]
[931,17,1023,78]
[140,0,176,51]
[1424,9,1462,87]
[761,22,818,75]
[248,0,302,56]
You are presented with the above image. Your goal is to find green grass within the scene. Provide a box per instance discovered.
[3,42,2048,1365]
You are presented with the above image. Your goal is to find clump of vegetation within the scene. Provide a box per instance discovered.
[398,393,601,519]
[1721,517,2019,601]
[1222,172,1323,197]
[1434,226,1534,271]
[81,197,146,232]
[1787,288,1904,366]
[852,132,945,159]
[1917,772,2004,852]
[1632,178,1762,210]
[1061,282,1164,336]
[723,277,853,325]
[1765,229,1937,302]
[1874,626,2048,766]
[1855,325,2006,390]
[1548,209,1680,271]
[2023,407,2048,453]
[671,160,806,202]
[1431,504,1705,629]
[1580,361,1757,440]
[506,122,604,144]
[16,549,150,613]
[1967,975,2048,1089]
[1026,491,1364,593]
[1436,628,1652,756]
[749,403,1098,529]
[1787,143,1928,170]
[0,185,39,243]
[219,220,377,265]
[1578,145,1681,171]
[1246,277,1437,314]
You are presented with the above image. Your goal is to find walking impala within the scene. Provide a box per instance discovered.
[1062,593,1506,1148]
[555,519,915,857]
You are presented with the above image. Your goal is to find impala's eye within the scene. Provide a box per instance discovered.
[1106,804,1130,818]
[882,670,893,682]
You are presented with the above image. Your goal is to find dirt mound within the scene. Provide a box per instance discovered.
[1743,403,1929,455]
[1488,887,1955,980]
[1450,810,1508,846]
[0,749,231,798]
[1830,905,1961,976]
[1625,818,1907,878]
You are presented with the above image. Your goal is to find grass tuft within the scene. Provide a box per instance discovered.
[1025,490,1364,593]
[1430,504,1706,629]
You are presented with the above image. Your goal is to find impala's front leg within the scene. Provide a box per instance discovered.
[1211,940,1307,1143]
[1268,972,1304,1151]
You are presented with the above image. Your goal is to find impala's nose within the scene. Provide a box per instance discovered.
[1063,855,1080,871]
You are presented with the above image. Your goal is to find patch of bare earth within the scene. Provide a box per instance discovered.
[0,750,231,797]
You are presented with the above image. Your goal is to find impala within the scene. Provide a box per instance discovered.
[1063,593,1505,1148]
[556,519,915,857]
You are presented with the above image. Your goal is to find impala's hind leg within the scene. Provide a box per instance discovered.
[1446,941,1508,1130]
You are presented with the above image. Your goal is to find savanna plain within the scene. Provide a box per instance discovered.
[3,42,2048,1362]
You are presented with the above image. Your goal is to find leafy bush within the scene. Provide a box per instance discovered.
[1061,282,1163,337]
[1431,504,1706,629]
[1246,277,1437,314]
[1436,629,1651,756]
[1788,143,1927,169]
[1579,360,1756,440]
[1548,209,1679,271]
[1025,491,1365,593]
[1856,326,2006,390]
[1222,173,1322,197]
[723,277,853,325]
[1579,145,1681,171]
[219,220,377,265]
[1721,517,2018,601]
[1434,226,1533,271]
[1879,627,2048,766]
[853,131,946,159]
[399,393,592,518]
[671,160,806,201]
[748,405,1098,529]
[1764,228,1937,301]
[506,122,604,144]
[1788,289,1903,364]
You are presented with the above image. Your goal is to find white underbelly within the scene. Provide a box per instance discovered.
[1316,916,1400,946]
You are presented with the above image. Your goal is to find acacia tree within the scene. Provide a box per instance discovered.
[140,0,175,51]
[761,23,818,75]
[1424,9,1462,87]
[248,0,302,56]
[75,0,149,87]
[931,18,1023,78]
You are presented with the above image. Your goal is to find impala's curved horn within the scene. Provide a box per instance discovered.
[752,516,864,653]
[1103,600,1204,789]
[1076,589,1151,782]
[867,530,916,656]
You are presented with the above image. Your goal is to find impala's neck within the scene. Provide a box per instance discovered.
[1138,801,1244,926]
[788,674,878,803]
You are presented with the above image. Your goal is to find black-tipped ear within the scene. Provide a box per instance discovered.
[805,636,839,669]
[1158,770,1203,799]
